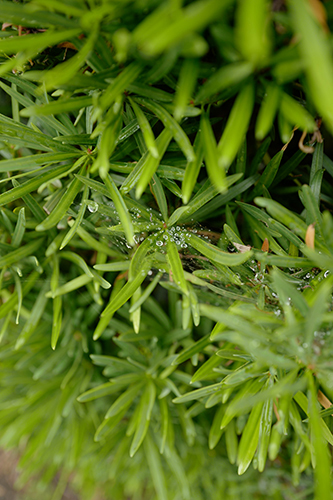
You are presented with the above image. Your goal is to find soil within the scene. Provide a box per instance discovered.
[0,450,79,500]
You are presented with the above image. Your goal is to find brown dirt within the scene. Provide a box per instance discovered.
[0,450,79,500]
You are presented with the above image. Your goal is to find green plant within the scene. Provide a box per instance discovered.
[0,0,333,499]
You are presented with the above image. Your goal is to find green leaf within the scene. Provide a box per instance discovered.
[0,163,75,207]
[195,62,253,104]
[163,445,191,500]
[128,97,158,158]
[166,237,188,295]
[144,433,169,500]
[133,129,173,199]
[11,207,25,248]
[257,380,274,472]
[102,173,134,245]
[150,174,168,222]
[75,225,122,258]
[181,129,204,204]
[171,174,242,226]
[0,152,78,173]
[173,334,210,366]
[51,295,62,351]
[0,80,70,136]
[129,271,163,313]
[290,0,333,133]
[172,383,222,404]
[0,1,80,28]
[201,111,227,192]
[280,92,317,132]
[237,401,263,475]
[307,372,332,500]
[21,96,93,117]
[136,0,233,56]
[105,382,144,419]
[270,268,309,317]
[278,108,294,144]
[191,354,223,384]
[254,197,307,237]
[130,380,156,457]
[15,281,49,350]
[13,273,22,325]
[134,97,195,163]
[269,391,293,460]
[129,232,160,277]
[209,405,225,450]
[0,269,41,320]
[45,274,92,298]
[95,61,144,118]
[251,150,284,198]
[0,113,76,152]
[60,184,89,250]
[94,407,128,442]
[255,83,281,140]
[0,238,44,269]
[220,378,265,430]
[300,184,324,240]
[217,81,255,169]
[201,304,267,344]
[159,397,169,454]
[42,28,98,91]
[236,0,271,65]
[225,420,238,465]
[94,261,130,272]
[36,161,87,232]
[0,28,80,55]
[184,232,252,266]
[174,58,199,121]
[101,259,152,318]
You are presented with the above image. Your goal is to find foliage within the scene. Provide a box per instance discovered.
[0,0,333,499]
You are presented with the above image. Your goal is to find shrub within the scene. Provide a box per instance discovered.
[0,1,333,499]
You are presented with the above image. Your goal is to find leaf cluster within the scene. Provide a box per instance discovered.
[0,1,333,499]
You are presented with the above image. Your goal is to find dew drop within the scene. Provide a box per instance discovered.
[88,201,99,213]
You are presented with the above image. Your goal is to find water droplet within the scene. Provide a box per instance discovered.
[88,201,99,213]
[324,270,330,278]
[156,241,163,247]
[181,243,187,248]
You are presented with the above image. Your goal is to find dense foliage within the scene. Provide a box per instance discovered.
[1,0,333,499]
